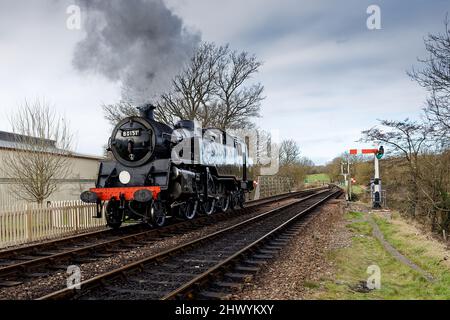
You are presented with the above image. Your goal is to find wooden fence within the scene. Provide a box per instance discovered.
[1,176,294,249]
[0,201,107,249]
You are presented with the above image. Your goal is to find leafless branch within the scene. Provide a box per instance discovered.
[1,99,74,204]
[103,42,264,130]
[408,14,450,140]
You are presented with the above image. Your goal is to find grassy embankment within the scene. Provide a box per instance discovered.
[304,174,330,184]
[310,211,450,299]
[304,173,366,195]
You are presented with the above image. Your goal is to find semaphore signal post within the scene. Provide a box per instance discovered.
[349,146,385,209]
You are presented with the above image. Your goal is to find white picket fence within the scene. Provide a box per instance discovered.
[0,175,295,249]
[0,201,107,249]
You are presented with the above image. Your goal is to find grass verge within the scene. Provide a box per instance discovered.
[311,211,450,299]
[305,173,330,184]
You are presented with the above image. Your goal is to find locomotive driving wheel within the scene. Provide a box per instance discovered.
[106,200,123,230]
[202,174,216,215]
[216,194,230,212]
[202,198,216,215]
[179,200,198,220]
[149,200,166,227]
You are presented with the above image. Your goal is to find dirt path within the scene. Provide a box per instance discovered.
[347,202,434,281]
[366,215,434,281]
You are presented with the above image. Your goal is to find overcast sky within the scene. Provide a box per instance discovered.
[0,0,448,164]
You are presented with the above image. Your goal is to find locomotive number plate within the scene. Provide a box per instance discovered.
[122,129,141,137]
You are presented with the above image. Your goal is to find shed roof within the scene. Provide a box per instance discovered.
[0,131,104,161]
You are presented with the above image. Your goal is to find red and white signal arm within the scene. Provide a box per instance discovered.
[350,147,385,159]
[351,178,356,183]
[349,149,378,155]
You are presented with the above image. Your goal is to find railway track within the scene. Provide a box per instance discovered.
[38,187,341,300]
[0,187,326,288]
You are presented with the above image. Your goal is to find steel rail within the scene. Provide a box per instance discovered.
[37,188,337,300]
[0,186,325,260]
[162,189,341,300]
[0,188,324,281]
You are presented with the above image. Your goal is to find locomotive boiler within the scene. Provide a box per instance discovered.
[81,105,254,229]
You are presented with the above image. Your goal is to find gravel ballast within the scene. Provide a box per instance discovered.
[232,199,349,300]
[0,198,300,300]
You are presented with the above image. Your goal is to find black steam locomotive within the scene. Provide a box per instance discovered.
[81,105,254,229]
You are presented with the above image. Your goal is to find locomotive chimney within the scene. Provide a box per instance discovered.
[139,104,156,121]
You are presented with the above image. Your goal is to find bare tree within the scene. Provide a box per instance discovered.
[214,50,264,129]
[156,42,228,126]
[279,139,301,167]
[409,15,450,140]
[361,119,430,216]
[277,140,316,188]
[325,156,344,183]
[103,100,140,126]
[1,99,74,204]
[417,149,450,213]
[298,157,315,168]
[103,42,264,129]
[354,16,450,233]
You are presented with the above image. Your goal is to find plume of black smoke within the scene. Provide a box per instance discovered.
[73,0,200,104]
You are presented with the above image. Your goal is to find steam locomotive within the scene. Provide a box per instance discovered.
[81,105,254,229]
